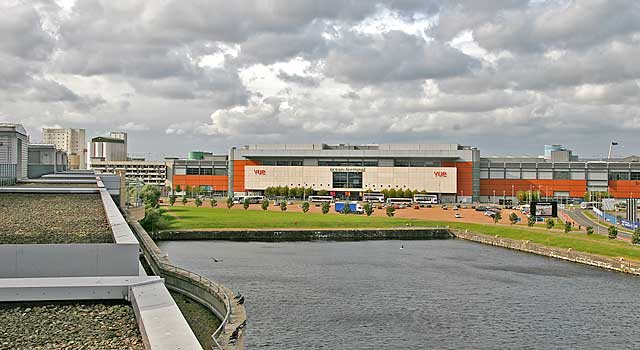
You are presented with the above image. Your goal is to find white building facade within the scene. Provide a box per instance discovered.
[42,128,86,169]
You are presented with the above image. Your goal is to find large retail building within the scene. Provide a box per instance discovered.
[166,143,640,203]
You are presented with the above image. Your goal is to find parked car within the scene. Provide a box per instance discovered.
[455,213,462,218]
[442,205,448,210]
[452,205,459,210]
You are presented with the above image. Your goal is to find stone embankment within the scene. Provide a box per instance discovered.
[126,215,247,350]
[155,227,453,241]
[452,229,640,276]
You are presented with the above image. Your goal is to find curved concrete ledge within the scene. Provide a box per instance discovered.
[155,228,453,242]
[126,215,247,350]
[452,229,640,275]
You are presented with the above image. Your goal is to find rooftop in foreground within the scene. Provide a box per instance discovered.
[13,182,98,188]
[0,301,144,349]
[0,193,113,244]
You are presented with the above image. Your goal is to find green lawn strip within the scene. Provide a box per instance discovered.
[165,207,431,229]
[164,206,640,261]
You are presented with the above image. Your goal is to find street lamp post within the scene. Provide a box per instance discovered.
[493,190,496,204]
[512,184,515,203]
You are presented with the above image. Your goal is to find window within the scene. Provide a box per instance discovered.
[609,172,630,180]
[291,160,303,166]
[186,167,200,175]
[553,171,570,180]
[632,172,640,180]
[332,172,363,188]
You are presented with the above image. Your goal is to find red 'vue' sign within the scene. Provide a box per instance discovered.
[434,171,448,177]
[254,169,266,175]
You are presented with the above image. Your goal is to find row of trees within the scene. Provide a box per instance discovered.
[264,186,315,198]
[583,191,612,202]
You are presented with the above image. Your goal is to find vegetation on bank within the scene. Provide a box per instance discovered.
[164,206,640,261]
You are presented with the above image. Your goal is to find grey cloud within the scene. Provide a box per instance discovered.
[0,2,54,61]
[325,30,479,84]
[277,71,320,87]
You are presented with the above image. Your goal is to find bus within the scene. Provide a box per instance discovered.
[233,195,265,204]
[308,195,334,203]
[363,192,385,203]
[386,198,413,208]
[413,194,438,205]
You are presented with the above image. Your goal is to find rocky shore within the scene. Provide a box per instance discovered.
[0,193,113,244]
[0,302,144,350]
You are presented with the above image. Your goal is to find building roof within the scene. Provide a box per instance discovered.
[0,123,27,136]
[92,136,125,143]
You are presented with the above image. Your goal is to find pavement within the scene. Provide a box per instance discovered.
[564,208,631,239]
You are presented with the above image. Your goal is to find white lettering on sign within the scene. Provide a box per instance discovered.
[329,167,366,172]
[434,171,448,177]
[254,169,266,175]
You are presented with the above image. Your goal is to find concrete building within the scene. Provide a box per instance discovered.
[168,143,640,203]
[0,123,29,184]
[43,128,86,169]
[90,160,167,186]
[90,136,127,162]
[27,144,68,178]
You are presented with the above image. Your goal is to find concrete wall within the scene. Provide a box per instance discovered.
[453,229,640,275]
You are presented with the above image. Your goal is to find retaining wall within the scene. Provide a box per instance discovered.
[452,229,640,276]
[127,217,247,350]
[155,228,453,242]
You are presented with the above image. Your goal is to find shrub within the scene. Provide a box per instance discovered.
[363,202,374,217]
[261,199,269,211]
[243,198,250,210]
[386,206,395,217]
[226,197,234,209]
[546,219,555,230]
[586,226,594,235]
[509,212,518,225]
[493,212,502,224]
[181,196,188,206]
[341,203,351,215]
[302,201,310,213]
[527,215,536,227]
[140,185,161,209]
[280,201,287,211]
[175,185,182,193]
[169,195,176,206]
[140,207,167,233]
[632,228,640,245]
[608,226,618,240]
[194,197,202,208]
[564,221,572,233]
[321,201,330,214]
[210,199,217,207]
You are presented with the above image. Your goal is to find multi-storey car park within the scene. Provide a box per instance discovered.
[167,143,640,203]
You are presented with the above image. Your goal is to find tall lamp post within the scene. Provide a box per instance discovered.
[493,190,496,204]
[512,184,515,203]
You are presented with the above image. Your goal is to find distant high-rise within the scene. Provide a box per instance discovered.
[89,133,127,162]
[42,128,86,169]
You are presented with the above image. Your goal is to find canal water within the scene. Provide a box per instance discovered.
[158,239,640,349]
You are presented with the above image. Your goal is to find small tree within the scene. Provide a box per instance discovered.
[363,202,374,217]
[302,201,310,213]
[140,185,161,209]
[586,226,594,235]
[280,201,287,211]
[194,197,202,208]
[546,219,555,230]
[386,206,395,217]
[181,196,188,206]
[527,215,536,227]
[493,212,502,224]
[226,197,234,209]
[261,199,269,211]
[243,198,250,210]
[509,212,518,225]
[632,227,640,245]
[564,221,572,233]
[321,201,330,214]
[318,189,329,196]
[210,199,217,207]
[608,225,618,240]
[169,195,176,206]
[341,203,351,215]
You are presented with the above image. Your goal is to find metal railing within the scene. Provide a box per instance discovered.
[0,164,17,186]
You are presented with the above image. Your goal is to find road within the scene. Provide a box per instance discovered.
[564,209,631,239]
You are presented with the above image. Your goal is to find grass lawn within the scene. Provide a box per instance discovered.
[164,206,640,261]
[165,206,432,229]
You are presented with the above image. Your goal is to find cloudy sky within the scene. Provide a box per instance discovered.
[1,0,639,159]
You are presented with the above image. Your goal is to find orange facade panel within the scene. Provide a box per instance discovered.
[443,161,473,196]
[173,175,228,190]
[608,180,640,198]
[232,159,261,192]
[480,179,587,198]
